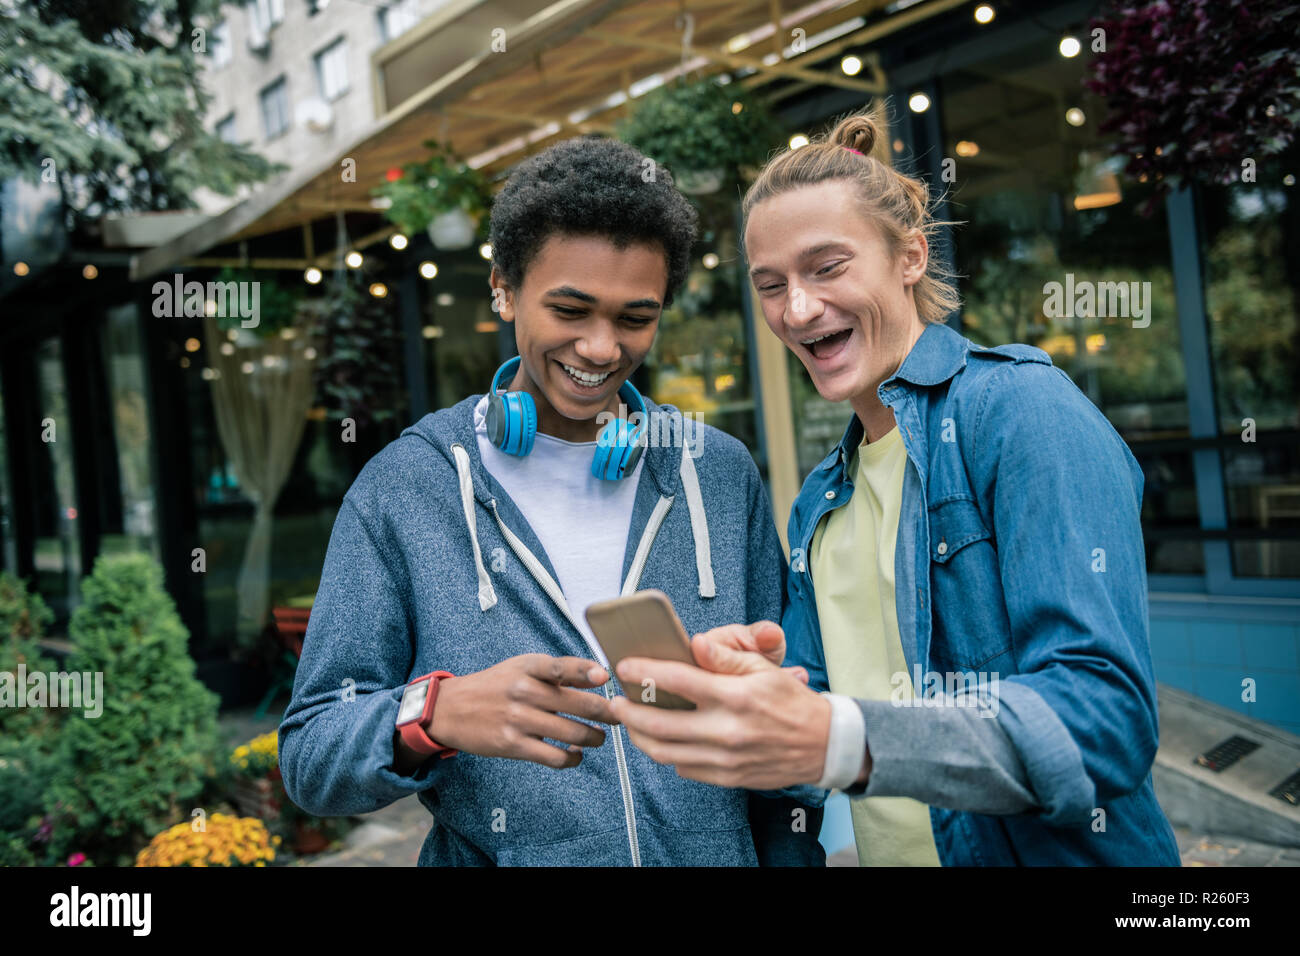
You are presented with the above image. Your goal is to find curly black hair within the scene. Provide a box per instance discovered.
[488,135,699,309]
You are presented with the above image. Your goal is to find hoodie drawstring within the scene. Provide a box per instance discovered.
[678,440,716,599]
[452,443,498,611]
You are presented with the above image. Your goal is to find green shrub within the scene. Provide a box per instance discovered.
[0,570,53,641]
[0,570,59,729]
[41,553,224,866]
[0,572,62,859]
[0,834,36,867]
[0,571,59,741]
[0,745,50,834]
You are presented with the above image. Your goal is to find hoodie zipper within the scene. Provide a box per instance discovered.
[621,495,673,596]
[487,497,654,867]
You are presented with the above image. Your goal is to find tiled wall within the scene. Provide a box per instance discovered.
[1149,596,1300,736]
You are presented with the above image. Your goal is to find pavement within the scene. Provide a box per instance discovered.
[221,701,1300,867]
[298,793,1300,867]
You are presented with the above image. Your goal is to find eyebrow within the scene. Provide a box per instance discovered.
[543,285,661,310]
[748,242,852,279]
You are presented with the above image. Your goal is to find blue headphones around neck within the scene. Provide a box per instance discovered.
[484,356,647,480]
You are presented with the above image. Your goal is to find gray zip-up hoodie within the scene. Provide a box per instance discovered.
[278,394,824,865]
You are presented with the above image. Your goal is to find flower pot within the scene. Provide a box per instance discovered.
[293,820,330,855]
[231,775,280,820]
[673,167,725,195]
[427,209,477,250]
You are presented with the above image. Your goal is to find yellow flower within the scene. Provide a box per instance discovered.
[136,813,277,868]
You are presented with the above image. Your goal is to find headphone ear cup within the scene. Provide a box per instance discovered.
[508,390,537,456]
[489,389,537,456]
[485,394,507,447]
[591,421,614,480]
[591,418,643,480]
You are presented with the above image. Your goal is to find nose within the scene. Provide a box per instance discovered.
[783,283,825,333]
[573,318,621,368]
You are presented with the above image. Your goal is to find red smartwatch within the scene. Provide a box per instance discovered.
[396,671,458,758]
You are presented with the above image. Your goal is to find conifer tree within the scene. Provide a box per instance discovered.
[43,552,223,864]
[0,0,282,230]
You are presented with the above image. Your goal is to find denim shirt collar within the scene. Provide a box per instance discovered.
[822,321,969,471]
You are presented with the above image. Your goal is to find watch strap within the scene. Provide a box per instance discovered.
[399,671,458,758]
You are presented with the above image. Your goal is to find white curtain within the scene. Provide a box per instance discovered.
[202,313,318,645]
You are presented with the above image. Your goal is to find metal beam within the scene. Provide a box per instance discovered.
[738,0,966,95]
[585,28,886,94]
[181,225,399,272]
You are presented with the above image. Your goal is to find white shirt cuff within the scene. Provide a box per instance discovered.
[815,692,867,790]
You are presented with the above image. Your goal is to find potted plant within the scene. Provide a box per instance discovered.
[371,139,493,250]
[135,813,281,867]
[210,266,302,340]
[226,729,346,855]
[276,790,336,855]
[615,77,783,194]
[229,730,282,820]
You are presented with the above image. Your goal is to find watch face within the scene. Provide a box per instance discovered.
[397,680,429,725]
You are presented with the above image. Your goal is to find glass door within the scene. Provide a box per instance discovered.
[0,378,15,575]
[32,336,81,622]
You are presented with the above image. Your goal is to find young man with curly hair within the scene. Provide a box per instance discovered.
[279,134,824,866]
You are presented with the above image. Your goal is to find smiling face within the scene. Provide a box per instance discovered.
[744,180,929,417]
[489,233,666,442]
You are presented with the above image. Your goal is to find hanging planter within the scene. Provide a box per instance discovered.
[673,167,725,195]
[615,77,783,197]
[372,139,492,244]
[427,207,478,250]
[298,273,405,430]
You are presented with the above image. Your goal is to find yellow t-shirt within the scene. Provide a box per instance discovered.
[809,425,941,867]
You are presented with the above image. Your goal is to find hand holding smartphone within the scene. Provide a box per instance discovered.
[584,589,697,710]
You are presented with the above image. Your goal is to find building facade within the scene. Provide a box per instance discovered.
[1,0,1297,735]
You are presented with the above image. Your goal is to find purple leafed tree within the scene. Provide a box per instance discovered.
[1085,0,1300,213]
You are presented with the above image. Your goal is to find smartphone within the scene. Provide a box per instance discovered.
[584,589,697,710]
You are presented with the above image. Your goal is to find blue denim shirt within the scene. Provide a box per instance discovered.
[783,321,1181,865]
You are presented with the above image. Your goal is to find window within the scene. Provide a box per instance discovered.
[259,77,290,140]
[100,305,160,561]
[246,0,284,47]
[210,20,231,68]
[215,113,238,144]
[647,250,762,475]
[938,38,1201,575]
[1200,150,1300,578]
[314,37,349,101]
[378,0,420,43]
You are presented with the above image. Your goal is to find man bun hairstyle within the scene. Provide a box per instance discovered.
[741,107,961,324]
[488,135,699,309]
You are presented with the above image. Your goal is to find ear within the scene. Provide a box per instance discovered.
[899,229,928,288]
[488,266,516,323]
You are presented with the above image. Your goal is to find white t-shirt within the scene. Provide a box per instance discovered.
[473,394,644,668]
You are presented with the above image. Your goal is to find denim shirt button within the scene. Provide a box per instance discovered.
[937,540,948,555]
[825,490,836,500]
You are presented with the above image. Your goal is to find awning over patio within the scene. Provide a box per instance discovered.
[129,0,964,281]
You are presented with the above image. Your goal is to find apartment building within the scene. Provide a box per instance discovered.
[196,0,434,213]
